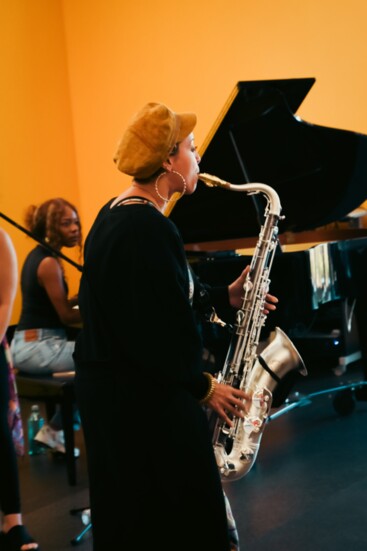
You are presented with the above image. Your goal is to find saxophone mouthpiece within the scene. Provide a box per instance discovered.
[199,173,230,189]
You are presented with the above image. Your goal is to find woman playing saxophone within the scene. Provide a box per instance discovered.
[73,102,278,551]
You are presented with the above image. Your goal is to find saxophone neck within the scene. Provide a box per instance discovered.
[198,173,283,218]
[199,173,231,189]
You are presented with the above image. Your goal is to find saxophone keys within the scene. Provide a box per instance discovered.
[240,448,255,461]
[252,388,271,409]
[243,416,262,434]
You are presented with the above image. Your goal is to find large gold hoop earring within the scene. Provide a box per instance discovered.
[155,170,187,203]
[155,172,170,203]
[172,170,187,198]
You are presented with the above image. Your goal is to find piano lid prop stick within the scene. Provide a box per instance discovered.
[0,211,83,272]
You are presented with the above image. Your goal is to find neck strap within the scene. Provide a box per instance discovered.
[114,196,156,209]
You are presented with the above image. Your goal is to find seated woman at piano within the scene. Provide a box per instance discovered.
[10,198,82,454]
[73,102,278,551]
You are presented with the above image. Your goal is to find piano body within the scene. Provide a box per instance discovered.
[169,78,367,375]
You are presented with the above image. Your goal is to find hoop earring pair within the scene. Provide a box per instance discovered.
[155,170,187,203]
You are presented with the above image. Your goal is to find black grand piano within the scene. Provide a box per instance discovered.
[169,78,367,376]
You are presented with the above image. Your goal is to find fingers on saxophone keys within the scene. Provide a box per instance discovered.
[265,293,278,311]
[234,389,250,402]
[230,396,247,418]
[229,405,244,420]
[222,412,234,428]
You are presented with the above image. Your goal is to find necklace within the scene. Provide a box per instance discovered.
[115,196,157,209]
[131,184,164,208]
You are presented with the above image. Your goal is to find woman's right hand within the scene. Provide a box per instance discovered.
[206,380,249,427]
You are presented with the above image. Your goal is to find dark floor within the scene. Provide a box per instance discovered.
[18,358,367,551]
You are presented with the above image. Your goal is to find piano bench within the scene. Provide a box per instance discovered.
[15,370,78,486]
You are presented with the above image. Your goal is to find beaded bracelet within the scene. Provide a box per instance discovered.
[200,372,216,405]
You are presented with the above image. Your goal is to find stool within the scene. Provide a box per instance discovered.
[15,371,78,486]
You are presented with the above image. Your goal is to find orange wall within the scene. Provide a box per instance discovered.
[61,0,367,232]
[2,0,367,323]
[1,1,81,324]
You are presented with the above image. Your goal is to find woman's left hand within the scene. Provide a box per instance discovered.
[228,265,279,312]
[263,293,278,315]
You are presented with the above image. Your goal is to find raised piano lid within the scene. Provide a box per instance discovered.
[169,78,367,248]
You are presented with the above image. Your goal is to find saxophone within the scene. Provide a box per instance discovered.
[199,173,307,481]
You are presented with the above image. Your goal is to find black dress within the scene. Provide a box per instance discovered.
[74,199,233,551]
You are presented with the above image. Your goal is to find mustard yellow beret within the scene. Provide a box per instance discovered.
[113,102,197,179]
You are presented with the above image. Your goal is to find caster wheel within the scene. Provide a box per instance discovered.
[332,389,356,416]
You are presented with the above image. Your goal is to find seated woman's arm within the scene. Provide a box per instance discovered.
[37,256,81,326]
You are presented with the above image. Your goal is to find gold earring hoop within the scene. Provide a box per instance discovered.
[155,172,170,203]
[172,170,187,198]
[155,170,187,203]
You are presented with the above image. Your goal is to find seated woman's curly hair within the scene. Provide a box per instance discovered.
[24,198,83,255]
